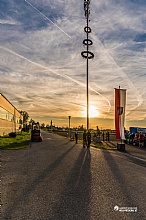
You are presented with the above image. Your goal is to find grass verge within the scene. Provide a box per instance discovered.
[0,132,31,150]
[91,142,117,150]
[78,140,117,150]
[46,131,117,150]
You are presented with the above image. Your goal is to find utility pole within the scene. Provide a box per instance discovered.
[51,120,52,132]
[68,116,71,139]
[81,0,94,130]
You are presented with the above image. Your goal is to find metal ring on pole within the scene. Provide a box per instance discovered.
[83,39,93,46]
[81,51,94,59]
[84,26,91,33]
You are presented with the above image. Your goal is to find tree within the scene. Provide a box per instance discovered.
[29,118,35,125]
[29,119,35,130]
[20,111,29,124]
[41,123,45,129]
[20,111,29,131]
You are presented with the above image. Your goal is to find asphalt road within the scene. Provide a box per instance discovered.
[1,131,146,220]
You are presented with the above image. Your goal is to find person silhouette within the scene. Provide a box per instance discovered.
[83,129,87,148]
[75,129,78,144]
[87,130,91,148]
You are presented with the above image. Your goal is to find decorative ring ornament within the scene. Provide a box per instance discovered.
[81,0,94,60]
[83,39,93,46]
[81,51,94,59]
[84,26,91,33]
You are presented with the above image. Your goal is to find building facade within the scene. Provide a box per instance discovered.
[0,93,23,136]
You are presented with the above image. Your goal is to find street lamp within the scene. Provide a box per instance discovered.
[81,0,94,130]
[68,116,71,139]
[51,120,52,132]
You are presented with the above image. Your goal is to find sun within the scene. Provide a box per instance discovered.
[83,105,99,118]
[89,105,99,118]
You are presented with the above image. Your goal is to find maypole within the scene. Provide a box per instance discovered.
[81,0,94,130]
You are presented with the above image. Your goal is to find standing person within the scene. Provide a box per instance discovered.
[107,131,110,141]
[102,132,105,141]
[87,130,91,148]
[139,132,144,148]
[106,131,110,141]
[75,129,78,144]
[130,133,134,145]
[144,133,146,148]
[83,130,87,148]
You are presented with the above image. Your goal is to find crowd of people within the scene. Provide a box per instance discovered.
[83,129,91,148]
[73,129,146,149]
[73,129,110,148]
[125,132,146,148]
[74,129,91,148]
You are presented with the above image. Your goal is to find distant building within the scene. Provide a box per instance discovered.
[0,93,23,136]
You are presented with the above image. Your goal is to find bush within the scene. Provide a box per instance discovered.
[9,132,17,137]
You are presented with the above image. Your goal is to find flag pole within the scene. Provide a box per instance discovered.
[119,85,122,144]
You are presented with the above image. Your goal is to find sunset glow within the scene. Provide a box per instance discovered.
[0,1,146,129]
[83,105,99,118]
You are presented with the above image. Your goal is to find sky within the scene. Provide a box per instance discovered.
[0,0,146,129]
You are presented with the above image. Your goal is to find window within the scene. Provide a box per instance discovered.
[0,106,14,122]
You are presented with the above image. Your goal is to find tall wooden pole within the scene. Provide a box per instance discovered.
[81,0,94,130]
[86,9,89,130]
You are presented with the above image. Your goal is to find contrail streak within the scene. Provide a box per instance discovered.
[24,0,71,38]
[0,45,70,80]
[64,76,111,115]
[91,34,143,115]
[0,45,111,113]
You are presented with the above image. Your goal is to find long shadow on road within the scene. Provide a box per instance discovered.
[2,142,76,219]
[50,148,92,220]
[102,150,145,219]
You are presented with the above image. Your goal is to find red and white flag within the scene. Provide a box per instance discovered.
[115,88,126,140]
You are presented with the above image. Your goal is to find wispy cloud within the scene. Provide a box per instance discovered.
[0,0,146,128]
[24,0,71,38]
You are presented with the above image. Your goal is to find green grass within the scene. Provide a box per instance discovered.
[0,132,31,150]
[51,131,116,150]
[78,140,116,150]
[91,142,117,150]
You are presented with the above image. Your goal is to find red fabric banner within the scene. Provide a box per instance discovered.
[115,88,126,140]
